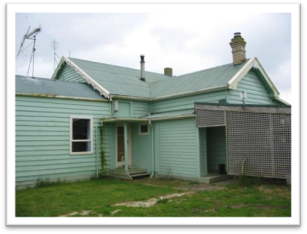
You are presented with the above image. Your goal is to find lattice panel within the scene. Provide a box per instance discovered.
[196,109,225,128]
[226,111,291,179]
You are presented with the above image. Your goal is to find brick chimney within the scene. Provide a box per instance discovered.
[230,32,246,65]
[164,67,173,77]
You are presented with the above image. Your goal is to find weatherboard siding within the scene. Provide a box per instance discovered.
[156,118,199,178]
[227,70,273,104]
[113,99,151,118]
[131,123,153,171]
[15,95,111,189]
[57,64,86,83]
[132,101,151,117]
[152,90,227,113]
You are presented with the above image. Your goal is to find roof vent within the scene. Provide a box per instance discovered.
[140,54,145,82]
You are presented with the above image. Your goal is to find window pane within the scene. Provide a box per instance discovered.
[117,126,124,135]
[140,124,148,133]
[73,119,90,140]
[72,141,91,152]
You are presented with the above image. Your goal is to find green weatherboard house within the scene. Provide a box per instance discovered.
[15,33,291,189]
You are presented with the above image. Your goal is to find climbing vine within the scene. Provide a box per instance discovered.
[99,126,107,175]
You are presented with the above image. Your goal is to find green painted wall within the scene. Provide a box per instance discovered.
[152,90,227,113]
[132,101,151,117]
[112,99,151,118]
[102,123,116,170]
[57,64,85,83]
[15,95,111,189]
[131,123,152,171]
[227,70,273,104]
[155,118,199,178]
[113,101,131,117]
[199,128,208,177]
[207,127,227,173]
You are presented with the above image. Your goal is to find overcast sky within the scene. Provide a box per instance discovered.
[15,12,291,103]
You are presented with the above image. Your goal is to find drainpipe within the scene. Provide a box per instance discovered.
[148,113,155,178]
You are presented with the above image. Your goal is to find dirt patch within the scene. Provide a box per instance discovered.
[58,212,79,217]
[111,209,122,215]
[114,198,158,208]
[230,204,246,209]
[258,186,274,194]
[261,205,275,210]
[58,210,101,217]
[113,192,193,208]
[175,184,226,192]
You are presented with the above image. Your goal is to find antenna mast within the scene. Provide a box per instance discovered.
[17,26,41,77]
[50,40,59,70]
[50,40,59,71]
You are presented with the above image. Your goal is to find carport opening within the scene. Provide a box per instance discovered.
[206,126,227,174]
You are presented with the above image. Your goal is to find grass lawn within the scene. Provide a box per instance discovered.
[16,177,291,217]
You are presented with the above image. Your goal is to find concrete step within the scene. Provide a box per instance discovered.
[199,174,232,184]
[128,170,148,175]
[130,172,150,178]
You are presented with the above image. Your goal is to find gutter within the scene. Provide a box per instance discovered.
[16,93,109,102]
[110,85,228,102]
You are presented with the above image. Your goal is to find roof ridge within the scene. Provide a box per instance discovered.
[69,57,170,77]
[149,59,250,87]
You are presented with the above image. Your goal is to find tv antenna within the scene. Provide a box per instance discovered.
[50,40,60,71]
[16,26,41,77]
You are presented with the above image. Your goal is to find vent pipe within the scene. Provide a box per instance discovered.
[140,54,145,81]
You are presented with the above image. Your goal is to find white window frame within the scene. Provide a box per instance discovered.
[138,123,150,135]
[70,116,93,155]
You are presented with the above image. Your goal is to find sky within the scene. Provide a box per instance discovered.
[15,12,291,103]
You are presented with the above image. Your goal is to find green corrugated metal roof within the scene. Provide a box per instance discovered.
[16,75,105,100]
[150,60,249,98]
[69,58,170,98]
[68,57,249,99]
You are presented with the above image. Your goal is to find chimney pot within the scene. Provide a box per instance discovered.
[230,32,246,65]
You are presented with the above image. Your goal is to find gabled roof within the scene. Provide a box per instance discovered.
[52,56,282,101]
[16,75,105,100]
[150,60,248,99]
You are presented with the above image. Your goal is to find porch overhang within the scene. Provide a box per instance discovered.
[101,109,195,123]
[100,117,148,123]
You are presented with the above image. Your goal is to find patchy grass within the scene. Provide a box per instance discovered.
[16,177,291,217]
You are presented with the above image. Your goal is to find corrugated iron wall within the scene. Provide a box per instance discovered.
[196,106,291,179]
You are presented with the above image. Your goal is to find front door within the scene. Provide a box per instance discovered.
[116,124,131,167]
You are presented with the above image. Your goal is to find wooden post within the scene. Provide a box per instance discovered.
[124,122,128,172]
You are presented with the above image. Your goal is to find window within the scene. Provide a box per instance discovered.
[139,123,150,135]
[70,117,93,155]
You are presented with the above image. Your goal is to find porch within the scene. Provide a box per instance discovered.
[101,117,153,180]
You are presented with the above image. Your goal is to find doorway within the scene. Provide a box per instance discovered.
[116,124,132,168]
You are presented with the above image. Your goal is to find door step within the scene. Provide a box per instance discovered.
[109,168,150,180]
